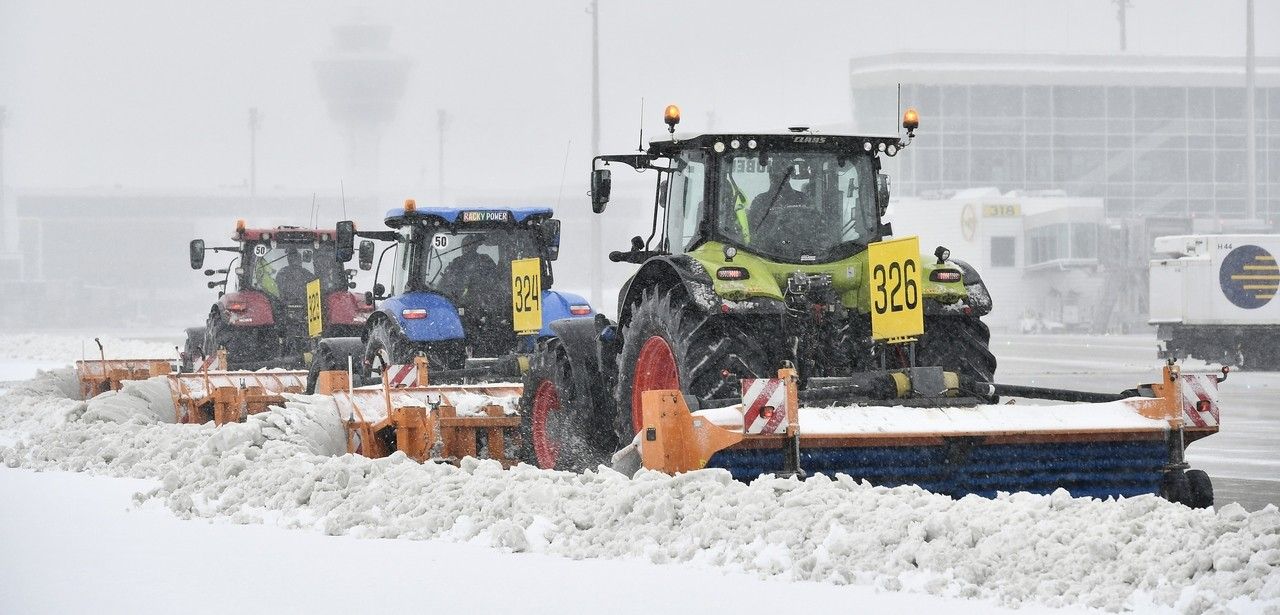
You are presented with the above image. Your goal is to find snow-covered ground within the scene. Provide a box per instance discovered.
[1,333,1278,614]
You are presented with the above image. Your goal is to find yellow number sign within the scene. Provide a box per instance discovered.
[867,236,923,342]
[511,257,542,334]
[306,279,324,338]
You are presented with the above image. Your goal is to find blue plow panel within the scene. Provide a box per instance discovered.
[707,440,1168,500]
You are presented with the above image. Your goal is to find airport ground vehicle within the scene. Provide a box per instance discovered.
[184,220,374,371]
[507,105,1220,506]
[1151,234,1280,370]
[308,202,595,391]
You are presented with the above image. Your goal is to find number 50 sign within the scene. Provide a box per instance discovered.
[867,236,923,342]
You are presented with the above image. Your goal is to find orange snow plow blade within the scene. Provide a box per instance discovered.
[167,369,308,425]
[636,362,1224,502]
[76,359,172,399]
[316,357,524,465]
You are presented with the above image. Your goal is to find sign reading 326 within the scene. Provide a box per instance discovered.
[867,235,923,342]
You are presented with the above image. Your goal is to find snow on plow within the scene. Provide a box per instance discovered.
[313,357,524,465]
[167,367,308,425]
[629,362,1226,507]
[75,338,173,399]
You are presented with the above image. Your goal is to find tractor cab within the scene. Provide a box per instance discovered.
[591,109,913,267]
[331,201,591,372]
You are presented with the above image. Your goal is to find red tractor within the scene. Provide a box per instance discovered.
[183,220,375,371]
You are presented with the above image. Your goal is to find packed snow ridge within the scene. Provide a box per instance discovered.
[1,369,1278,615]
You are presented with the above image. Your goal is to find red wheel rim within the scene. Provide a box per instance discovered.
[530,379,560,469]
[631,335,679,433]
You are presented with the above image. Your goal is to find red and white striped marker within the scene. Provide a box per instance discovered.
[740,378,790,435]
[1180,373,1220,428]
[197,354,217,372]
[385,364,419,388]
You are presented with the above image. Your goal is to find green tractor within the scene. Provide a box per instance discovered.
[519,105,996,471]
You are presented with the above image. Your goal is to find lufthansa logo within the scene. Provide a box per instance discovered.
[1219,244,1278,309]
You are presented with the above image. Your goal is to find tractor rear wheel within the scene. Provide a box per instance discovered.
[518,339,612,471]
[915,315,997,388]
[204,317,263,368]
[613,287,771,446]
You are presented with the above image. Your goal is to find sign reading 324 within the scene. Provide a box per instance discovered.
[867,235,923,342]
[510,257,543,334]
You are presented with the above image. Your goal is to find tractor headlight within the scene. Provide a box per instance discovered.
[930,269,962,283]
[716,267,749,281]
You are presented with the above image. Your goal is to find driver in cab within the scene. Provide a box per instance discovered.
[747,159,815,238]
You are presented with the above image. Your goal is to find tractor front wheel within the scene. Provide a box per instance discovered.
[915,315,997,388]
[613,287,771,446]
[517,339,612,471]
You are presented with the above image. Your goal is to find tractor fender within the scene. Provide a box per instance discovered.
[539,290,594,336]
[325,291,374,327]
[375,291,466,343]
[950,258,993,316]
[547,316,612,413]
[215,290,275,327]
[617,255,718,327]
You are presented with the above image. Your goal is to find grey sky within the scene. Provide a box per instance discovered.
[0,0,1273,199]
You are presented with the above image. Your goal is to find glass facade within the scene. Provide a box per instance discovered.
[852,83,1279,221]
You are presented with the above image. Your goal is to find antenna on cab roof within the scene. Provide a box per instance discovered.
[637,97,645,152]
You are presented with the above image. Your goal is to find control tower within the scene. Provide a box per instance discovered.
[314,22,412,196]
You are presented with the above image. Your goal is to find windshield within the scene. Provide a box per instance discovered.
[246,242,344,302]
[419,228,540,298]
[715,150,877,262]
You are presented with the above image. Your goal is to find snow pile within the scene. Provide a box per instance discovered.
[82,377,177,424]
[1,374,1278,613]
[206,393,347,457]
[0,368,82,447]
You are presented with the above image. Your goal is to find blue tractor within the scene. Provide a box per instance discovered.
[310,201,594,391]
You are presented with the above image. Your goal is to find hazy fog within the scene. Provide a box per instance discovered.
[0,0,1274,327]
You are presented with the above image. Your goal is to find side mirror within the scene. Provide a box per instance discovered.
[590,169,612,214]
[540,219,561,261]
[372,282,387,299]
[189,239,205,270]
[875,173,891,216]
[336,220,356,262]
[358,240,375,271]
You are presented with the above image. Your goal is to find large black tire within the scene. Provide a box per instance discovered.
[915,315,997,386]
[613,287,772,446]
[1186,469,1214,509]
[204,316,264,368]
[1160,470,1191,506]
[181,326,206,372]
[306,337,366,394]
[364,318,464,380]
[517,338,613,471]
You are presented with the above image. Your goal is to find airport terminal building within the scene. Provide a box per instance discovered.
[850,52,1280,332]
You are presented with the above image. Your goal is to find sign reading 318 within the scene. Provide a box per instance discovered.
[867,235,923,342]
[510,257,543,334]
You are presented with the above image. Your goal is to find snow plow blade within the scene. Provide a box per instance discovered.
[637,363,1224,505]
[76,358,172,399]
[316,358,524,465]
[168,366,308,425]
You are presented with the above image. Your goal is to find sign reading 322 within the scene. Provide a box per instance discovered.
[867,235,923,342]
